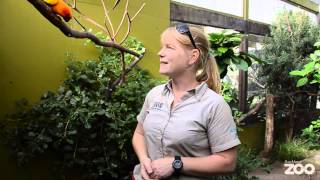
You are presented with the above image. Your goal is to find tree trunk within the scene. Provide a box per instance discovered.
[263,94,274,157]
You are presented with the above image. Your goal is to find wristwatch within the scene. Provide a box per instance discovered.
[172,156,183,176]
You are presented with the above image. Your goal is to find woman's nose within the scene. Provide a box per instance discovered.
[158,48,164,57]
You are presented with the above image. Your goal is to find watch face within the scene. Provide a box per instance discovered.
[173,160,183,169]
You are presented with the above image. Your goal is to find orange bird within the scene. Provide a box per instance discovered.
[43,0,72,22]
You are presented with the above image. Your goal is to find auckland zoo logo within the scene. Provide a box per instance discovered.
[284,160,316,175]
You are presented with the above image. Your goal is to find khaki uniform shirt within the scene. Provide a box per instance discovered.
[133,81,241,180]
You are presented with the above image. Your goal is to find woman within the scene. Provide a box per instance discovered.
[132,23,241,180]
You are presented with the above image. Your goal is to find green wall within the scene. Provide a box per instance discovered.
[238,121,265,151]
[0,0,169,179]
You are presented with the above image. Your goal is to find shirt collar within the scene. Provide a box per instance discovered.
[162,80,208,101]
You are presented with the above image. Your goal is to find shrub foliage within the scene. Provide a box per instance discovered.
[1,37,160,179]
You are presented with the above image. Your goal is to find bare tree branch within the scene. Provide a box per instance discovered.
[119,13,131,45]
[248,76,266,89]
[131,3,146,21]
[72,0,76,8]
[110,53,145,90]
[108,0,145,43]
[64,118,71,137]
[70,2,109,35]
[113,0,121,10]
[100,0,115,40]
[119,51,126,85]
[73,17,86,31]
[27,0,142,58]
[114,0,129,38]
[100,0,113,39]
[236,98,266,123]
[118,2,145,45]
[103,18,113,40]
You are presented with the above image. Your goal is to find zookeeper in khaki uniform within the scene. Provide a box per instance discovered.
[132,24,241,180]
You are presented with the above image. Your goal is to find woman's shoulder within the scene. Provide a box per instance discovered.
[203,89,233,116]
[204,88,226,104]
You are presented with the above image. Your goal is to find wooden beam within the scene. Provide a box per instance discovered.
[283,0,319,14]
[239,38,249,113]
[238,0,249,113]
[170,2,270,36]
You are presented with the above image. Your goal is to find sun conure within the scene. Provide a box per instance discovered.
[43,0,72,22]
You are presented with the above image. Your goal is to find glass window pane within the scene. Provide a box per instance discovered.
[172,0,243,17]
[249,0,318,24]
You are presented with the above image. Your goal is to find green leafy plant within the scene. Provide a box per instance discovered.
[1,37,160,179]
[221,81,243,127]
[301,119,320,148]
[289,41,320,149]
[276,138,310,161]
[289,41,320,87]
[208,30,261,78]
[221,81,238,105]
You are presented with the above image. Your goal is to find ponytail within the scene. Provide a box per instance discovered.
[205,55,221,94]
[196,54,221,94]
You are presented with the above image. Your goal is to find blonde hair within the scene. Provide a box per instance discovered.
[162,26,221,94]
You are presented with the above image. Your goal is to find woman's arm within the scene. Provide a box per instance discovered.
[181,146,237,176]
[150,147,238,178]
[132,123,155,180]
[132,123,149,162]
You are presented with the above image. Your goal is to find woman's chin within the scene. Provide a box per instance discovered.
[159,71,167,75]
[159,69,171,76]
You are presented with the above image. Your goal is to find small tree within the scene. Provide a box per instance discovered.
[257,11,320,141]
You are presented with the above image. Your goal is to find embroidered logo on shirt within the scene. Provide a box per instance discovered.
[151,102,164,111]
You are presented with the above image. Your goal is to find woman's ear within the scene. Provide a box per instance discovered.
[189,49,200,65]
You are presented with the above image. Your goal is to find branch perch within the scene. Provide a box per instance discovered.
[27,0,142,58]
[27,0,146,99]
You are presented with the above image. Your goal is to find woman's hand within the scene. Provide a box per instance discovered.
[140,157,156,180]
[150,157,174,179]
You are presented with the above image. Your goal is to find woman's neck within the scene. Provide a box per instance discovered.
[171,74,200,93]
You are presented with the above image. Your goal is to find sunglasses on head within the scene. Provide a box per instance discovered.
[175,23,197,49]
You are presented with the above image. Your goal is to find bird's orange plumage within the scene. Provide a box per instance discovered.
[44,0,72,22]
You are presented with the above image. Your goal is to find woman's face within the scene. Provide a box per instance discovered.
[158,31,196,78]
